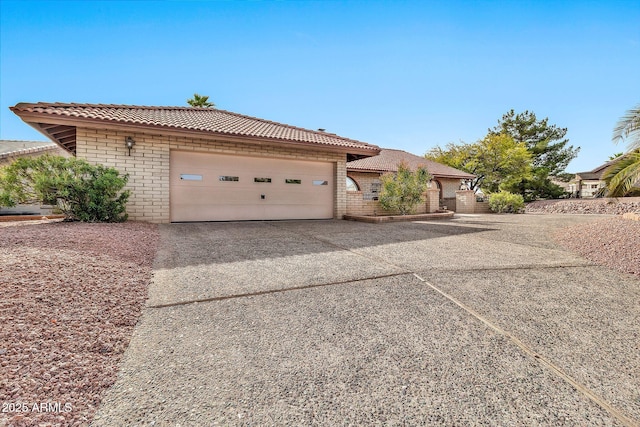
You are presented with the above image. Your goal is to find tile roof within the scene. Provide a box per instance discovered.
[10,102,379,156]
[347,148,475,179]
[0,140,59,159]
[575,159,619,180]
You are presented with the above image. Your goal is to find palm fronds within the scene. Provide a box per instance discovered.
[612,105,640,151]
[602,150,640,197]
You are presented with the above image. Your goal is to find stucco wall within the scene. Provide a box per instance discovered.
[76,128,346,223]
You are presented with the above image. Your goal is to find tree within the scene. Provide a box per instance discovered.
[489,110,580,200]
[378,161,431,215]
[0,155,130,222]
[187,93,215,108]
[425,133,532,193]
[604,105,640,196]
[609,152,624,160]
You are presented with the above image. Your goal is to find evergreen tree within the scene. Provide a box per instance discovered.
[488,110,579,200]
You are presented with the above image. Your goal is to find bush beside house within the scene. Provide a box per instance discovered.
[0,155,130,222]
[488,191,525,213]
[378,162,431,215]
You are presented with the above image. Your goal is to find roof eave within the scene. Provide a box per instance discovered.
[10,109,380,157]
[347,166,475,179]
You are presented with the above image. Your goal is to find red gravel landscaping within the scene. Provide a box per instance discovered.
[554,216,640,278]
[0,221,159,427]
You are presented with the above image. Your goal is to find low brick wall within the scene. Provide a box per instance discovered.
[346,191,431,216]
[475,201,492,213]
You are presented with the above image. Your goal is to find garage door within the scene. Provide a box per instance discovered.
[170,151,334,222]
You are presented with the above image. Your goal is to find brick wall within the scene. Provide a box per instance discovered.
[76,128,346,223]
[346,171,430,216]
[455,190,476,214]
[475,201,492,213]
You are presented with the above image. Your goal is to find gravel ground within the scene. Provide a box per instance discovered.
[554,217,640,277]
[0,221,158,427]
[526,198,640,215]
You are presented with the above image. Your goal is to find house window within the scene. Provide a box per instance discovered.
[285,179,302,184]
[219,176,239,182]
[370,181,381,194]
[591,184,599,189]
[313,180,328,186]
[254,177,272,183]
[180,174,202,181]
[346,177,359,191]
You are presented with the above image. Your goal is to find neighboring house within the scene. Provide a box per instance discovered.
[572,157,640,198]
[10,102,380,222]
[0,139,69,166]
[346,148,475,214]
[572,160,617,198]
[0,140,70,216]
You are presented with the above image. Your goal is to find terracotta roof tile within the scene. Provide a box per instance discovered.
[0,140,59,159]
[10,102,379,154]
[347,148,475,179]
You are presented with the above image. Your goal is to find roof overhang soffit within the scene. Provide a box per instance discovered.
[36,123,76,154]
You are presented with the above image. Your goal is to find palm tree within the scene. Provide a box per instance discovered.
[187,93,215,108]
[604,105,640,196]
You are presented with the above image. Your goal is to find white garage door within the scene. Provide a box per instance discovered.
[170,151,334,222]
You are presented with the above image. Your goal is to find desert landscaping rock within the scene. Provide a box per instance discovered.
[526,198,640,215]
[0,221,158,427]
[554,217,640,277]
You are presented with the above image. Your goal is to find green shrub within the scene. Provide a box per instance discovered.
[488,191,525,213]
[378,161,431,215]
[0,155,130,222]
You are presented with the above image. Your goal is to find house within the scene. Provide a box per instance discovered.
[571,157,640,198]
[346,148,475,215]
[10,102,380,222]
[0,139,69,166]
[571,160,618,198]
[0,140,71,216]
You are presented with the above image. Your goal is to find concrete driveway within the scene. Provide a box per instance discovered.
[93,214,640,426]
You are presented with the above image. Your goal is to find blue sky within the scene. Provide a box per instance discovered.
[1,0,638,172]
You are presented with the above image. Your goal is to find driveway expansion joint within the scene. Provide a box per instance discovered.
[424,262,596,273]
[146,271,413,309]
[412,272,639,427]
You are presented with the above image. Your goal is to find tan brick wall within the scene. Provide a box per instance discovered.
[455,190,476,214]
[76,128,346,223]
[346,171,430,216]
[475,201,492,213]
[426,188,439,213]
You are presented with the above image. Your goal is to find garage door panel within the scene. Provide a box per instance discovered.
[170,151,334,221]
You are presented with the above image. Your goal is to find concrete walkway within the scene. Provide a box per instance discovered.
[93,214,640,426]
